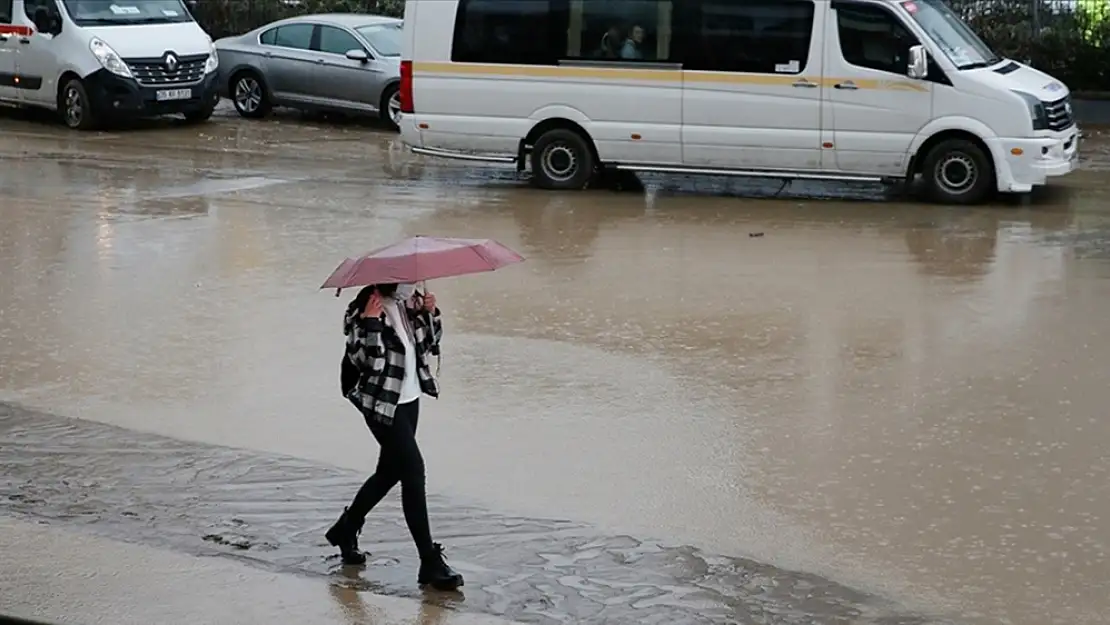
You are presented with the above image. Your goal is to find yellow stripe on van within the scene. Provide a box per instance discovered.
[413,62,929,92]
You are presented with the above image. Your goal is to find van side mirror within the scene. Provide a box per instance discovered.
[345,49,369,63]
[32,8,61,35]
[908,45,928,79]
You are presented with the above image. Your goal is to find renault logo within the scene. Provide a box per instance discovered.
[164,53,178,72]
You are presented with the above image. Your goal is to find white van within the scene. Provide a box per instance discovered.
[397,0,1079,204]
[0,0,219,129]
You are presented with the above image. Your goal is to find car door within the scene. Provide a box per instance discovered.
[0,0,26,103]
[14,0,60,106]
[259,22,318,103]
[824,0,933,176]
[310,25,381,112]
[681,0,824,171]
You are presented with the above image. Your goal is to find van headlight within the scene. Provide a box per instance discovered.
[1013,90,1048,131]
[90,37,132,79]
[205,40,219,74]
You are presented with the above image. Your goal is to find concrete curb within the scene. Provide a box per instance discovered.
[1074,99,1110,127]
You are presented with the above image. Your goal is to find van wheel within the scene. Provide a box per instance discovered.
[530,128,595,190]
[921,139,994,205]
[380,84,401,131]
[60,79,98,131]
[231,70,271,118]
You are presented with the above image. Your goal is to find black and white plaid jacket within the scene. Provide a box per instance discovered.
[342,297,442,426]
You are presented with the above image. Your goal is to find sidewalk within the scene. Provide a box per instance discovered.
[1075,98,1110,127]
[0,516,520,625]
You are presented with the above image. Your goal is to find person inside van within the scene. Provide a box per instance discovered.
[620,25,645,60]
[327,283,463,592]
[597,25,624,58]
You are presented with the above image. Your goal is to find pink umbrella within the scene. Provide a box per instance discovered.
[321,236,525,294]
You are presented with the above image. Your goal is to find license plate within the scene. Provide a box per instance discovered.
[155,88,192,102]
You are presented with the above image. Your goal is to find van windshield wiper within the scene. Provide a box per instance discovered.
[957,59,999,70]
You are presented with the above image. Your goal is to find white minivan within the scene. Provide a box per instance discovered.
[0,0,220,129]
[397,0,1079,204]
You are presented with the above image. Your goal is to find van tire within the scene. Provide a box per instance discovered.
[60,78,98,131]
[230,70,271,119]
[530,128,595,190]
[920,138,994,205]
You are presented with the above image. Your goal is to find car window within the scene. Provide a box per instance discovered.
[1,0,14,22]
[270,23,314,50]
[317,25,363,55]
[837,2,917,75]
[259,26,277,45]
[563,0,676,63]
[452,0,558,65]
[685,0,815,74]
[355,23,402,56]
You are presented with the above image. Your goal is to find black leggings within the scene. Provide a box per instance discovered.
[346,400,434,556]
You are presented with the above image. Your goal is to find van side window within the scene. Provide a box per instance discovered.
[686,0,814,74]
[836,3,917,75]
[564,0,674,62]
[0,0,12,23]
[452,0,558,65]
[23,0,51,23]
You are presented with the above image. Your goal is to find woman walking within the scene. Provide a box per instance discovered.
[326,282,463,591]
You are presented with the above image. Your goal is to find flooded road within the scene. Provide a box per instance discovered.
[2,108,1110,625]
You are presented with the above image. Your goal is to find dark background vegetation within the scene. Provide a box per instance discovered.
[192,0,1108,93]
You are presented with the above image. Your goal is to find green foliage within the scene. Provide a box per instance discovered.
[196,0,1108,92]
[193,0,405,41]
[950,0,1109,92]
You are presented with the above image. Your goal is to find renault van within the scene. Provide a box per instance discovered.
[397,0,1079,204]
[0,0,220,129]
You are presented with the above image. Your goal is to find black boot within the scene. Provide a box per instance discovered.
[418,542,464,590]
[325,507,367,565]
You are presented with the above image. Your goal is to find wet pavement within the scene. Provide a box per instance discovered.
[2,107,1110,625]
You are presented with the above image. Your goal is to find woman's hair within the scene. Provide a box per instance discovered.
[349,283,398,312]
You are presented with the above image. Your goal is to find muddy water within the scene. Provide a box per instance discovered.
[2,111,1110,625]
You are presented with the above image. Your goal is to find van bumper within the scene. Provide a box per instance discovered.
[83,69,221,119]
[991,127,1080,193]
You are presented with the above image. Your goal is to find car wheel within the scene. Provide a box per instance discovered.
[921,138,994,205]
[59,78,98,131]
[380,84,401,131]
[231,70,270,119]
[530,128,596,190]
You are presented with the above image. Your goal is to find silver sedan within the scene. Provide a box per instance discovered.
[214,14,403,130]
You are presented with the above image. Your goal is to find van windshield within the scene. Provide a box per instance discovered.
[62,0,194,26]
[899,0,1002,69]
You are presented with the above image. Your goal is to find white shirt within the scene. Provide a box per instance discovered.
[383,299,421,404]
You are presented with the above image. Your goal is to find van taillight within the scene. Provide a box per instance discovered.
[399,60,414,114]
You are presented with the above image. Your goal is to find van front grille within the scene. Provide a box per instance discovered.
[1043,96,1074,131]
[124,54,207,86]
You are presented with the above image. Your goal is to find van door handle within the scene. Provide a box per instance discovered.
[834,81,858,90]
[0,34,9,42]
[792,79,817,89]
[18,37,31,44]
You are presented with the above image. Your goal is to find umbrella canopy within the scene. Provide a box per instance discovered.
[321,236,525,292]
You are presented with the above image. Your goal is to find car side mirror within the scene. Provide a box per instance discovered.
[345,49,369,63]
[908,44,928,79]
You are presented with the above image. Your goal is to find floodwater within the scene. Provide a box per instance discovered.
[2,107,1110,625]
